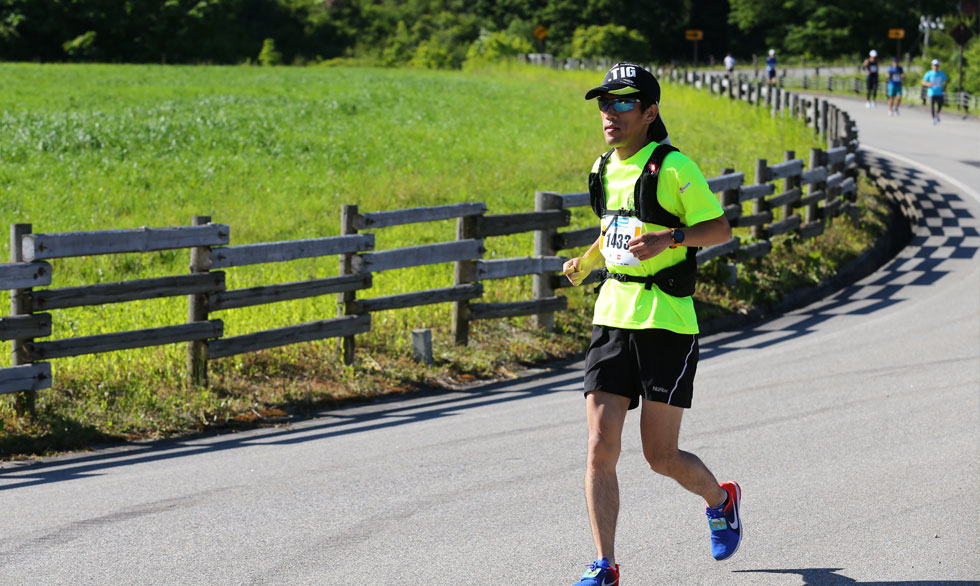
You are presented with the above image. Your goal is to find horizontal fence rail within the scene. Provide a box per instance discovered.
[24,224,229,260]
[2,60,866,411]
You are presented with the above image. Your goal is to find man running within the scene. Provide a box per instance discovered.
[886,56,905,116]
[864,50,880,108]
[724,53,736,76]
[766,49,777,84]
[922,59,949,125]
[563,62,742,586]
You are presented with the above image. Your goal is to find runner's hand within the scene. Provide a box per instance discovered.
[627,230,672,261]
[563,257,590,286]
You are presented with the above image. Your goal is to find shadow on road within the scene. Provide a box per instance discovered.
[702,154,979,361]
[0,364,582,491]
[736,568,980,586]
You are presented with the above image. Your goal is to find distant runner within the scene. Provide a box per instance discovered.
[886,56,905,116]
[922,59,949,125]
[563,62,741,586]
[724,53,736,76]
[766,49,777,84]
[864,49,880,108]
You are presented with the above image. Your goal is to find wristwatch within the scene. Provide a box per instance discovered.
[669,228,685,249]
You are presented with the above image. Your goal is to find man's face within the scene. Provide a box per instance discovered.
[598,92,658,150]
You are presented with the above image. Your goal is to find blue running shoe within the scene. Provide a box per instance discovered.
[706,480,742,561]
[573,558,620,586]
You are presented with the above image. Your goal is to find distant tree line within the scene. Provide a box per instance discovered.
[0,0,969,68]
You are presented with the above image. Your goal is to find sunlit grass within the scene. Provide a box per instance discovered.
[0,62,830,453]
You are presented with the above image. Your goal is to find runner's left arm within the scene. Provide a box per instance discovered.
[627,215,731,262]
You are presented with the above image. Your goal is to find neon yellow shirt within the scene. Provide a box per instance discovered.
[592,141,724,333]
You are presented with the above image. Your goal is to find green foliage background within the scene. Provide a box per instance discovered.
[2,0,973,92]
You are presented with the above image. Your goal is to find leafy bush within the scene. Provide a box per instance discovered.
[62,30,99,60]
[408,39,455,69]
[464,30,534,66]
[258,38,283,66]
[570,24,649,62]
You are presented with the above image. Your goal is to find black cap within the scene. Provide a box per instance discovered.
[585,62,661,103]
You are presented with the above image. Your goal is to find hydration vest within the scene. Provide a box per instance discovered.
[588,143,697,297]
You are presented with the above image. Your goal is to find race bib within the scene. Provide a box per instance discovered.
[599,214,643,267]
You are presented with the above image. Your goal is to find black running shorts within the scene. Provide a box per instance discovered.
[583,325,699,410]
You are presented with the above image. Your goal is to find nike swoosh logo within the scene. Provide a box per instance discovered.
[679,181,691,193]
[729,506,740,530]
[601,578,618,586]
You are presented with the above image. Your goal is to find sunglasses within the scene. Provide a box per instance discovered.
[597,97,641,113]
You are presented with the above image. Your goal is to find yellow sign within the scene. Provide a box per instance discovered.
[888,28,905,39]
[685,30,703,41]
[533,25,549,41]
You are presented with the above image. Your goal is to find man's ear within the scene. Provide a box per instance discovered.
[645,103,659,125]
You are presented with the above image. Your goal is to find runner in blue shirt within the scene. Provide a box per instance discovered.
[921,59,949,125]
[886,56,905,116]
[766,49,777,84]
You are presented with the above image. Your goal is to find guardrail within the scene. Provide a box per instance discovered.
[522,55,978,111]
[3,61,863,417]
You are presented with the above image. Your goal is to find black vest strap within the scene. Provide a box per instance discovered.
[594,247,697,297]
[588,143,697,298]
[589,143,681,227]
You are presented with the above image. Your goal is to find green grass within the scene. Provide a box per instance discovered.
[0,61,830,456]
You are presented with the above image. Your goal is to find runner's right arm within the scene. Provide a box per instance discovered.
[563,237,603,286]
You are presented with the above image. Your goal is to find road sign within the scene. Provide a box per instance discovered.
[685,30,703,41]
[950,22,975,46]
[533,25,548,41]
[888,28,905,39]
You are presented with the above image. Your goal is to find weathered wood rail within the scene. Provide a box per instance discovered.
[3,65,862,415]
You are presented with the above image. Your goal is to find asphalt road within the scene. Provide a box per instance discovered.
[1,97,978,586]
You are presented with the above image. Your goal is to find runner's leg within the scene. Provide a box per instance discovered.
[639,400,727,507]
[585,390,630,564]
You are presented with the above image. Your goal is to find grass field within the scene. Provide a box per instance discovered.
[0,62,833,454]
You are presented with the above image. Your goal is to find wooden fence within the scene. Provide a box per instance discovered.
[2,66,862,416]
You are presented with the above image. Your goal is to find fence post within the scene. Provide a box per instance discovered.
[820,99,829,138]
[533,191,560,331]
[752,158,769,240]
[811,97,820,133]
[187,215,212,388]
[783,150,799,221]
[806,148,825,224]
[10,223,35,418]
[452,214,479,346]
[338,204,358,365]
